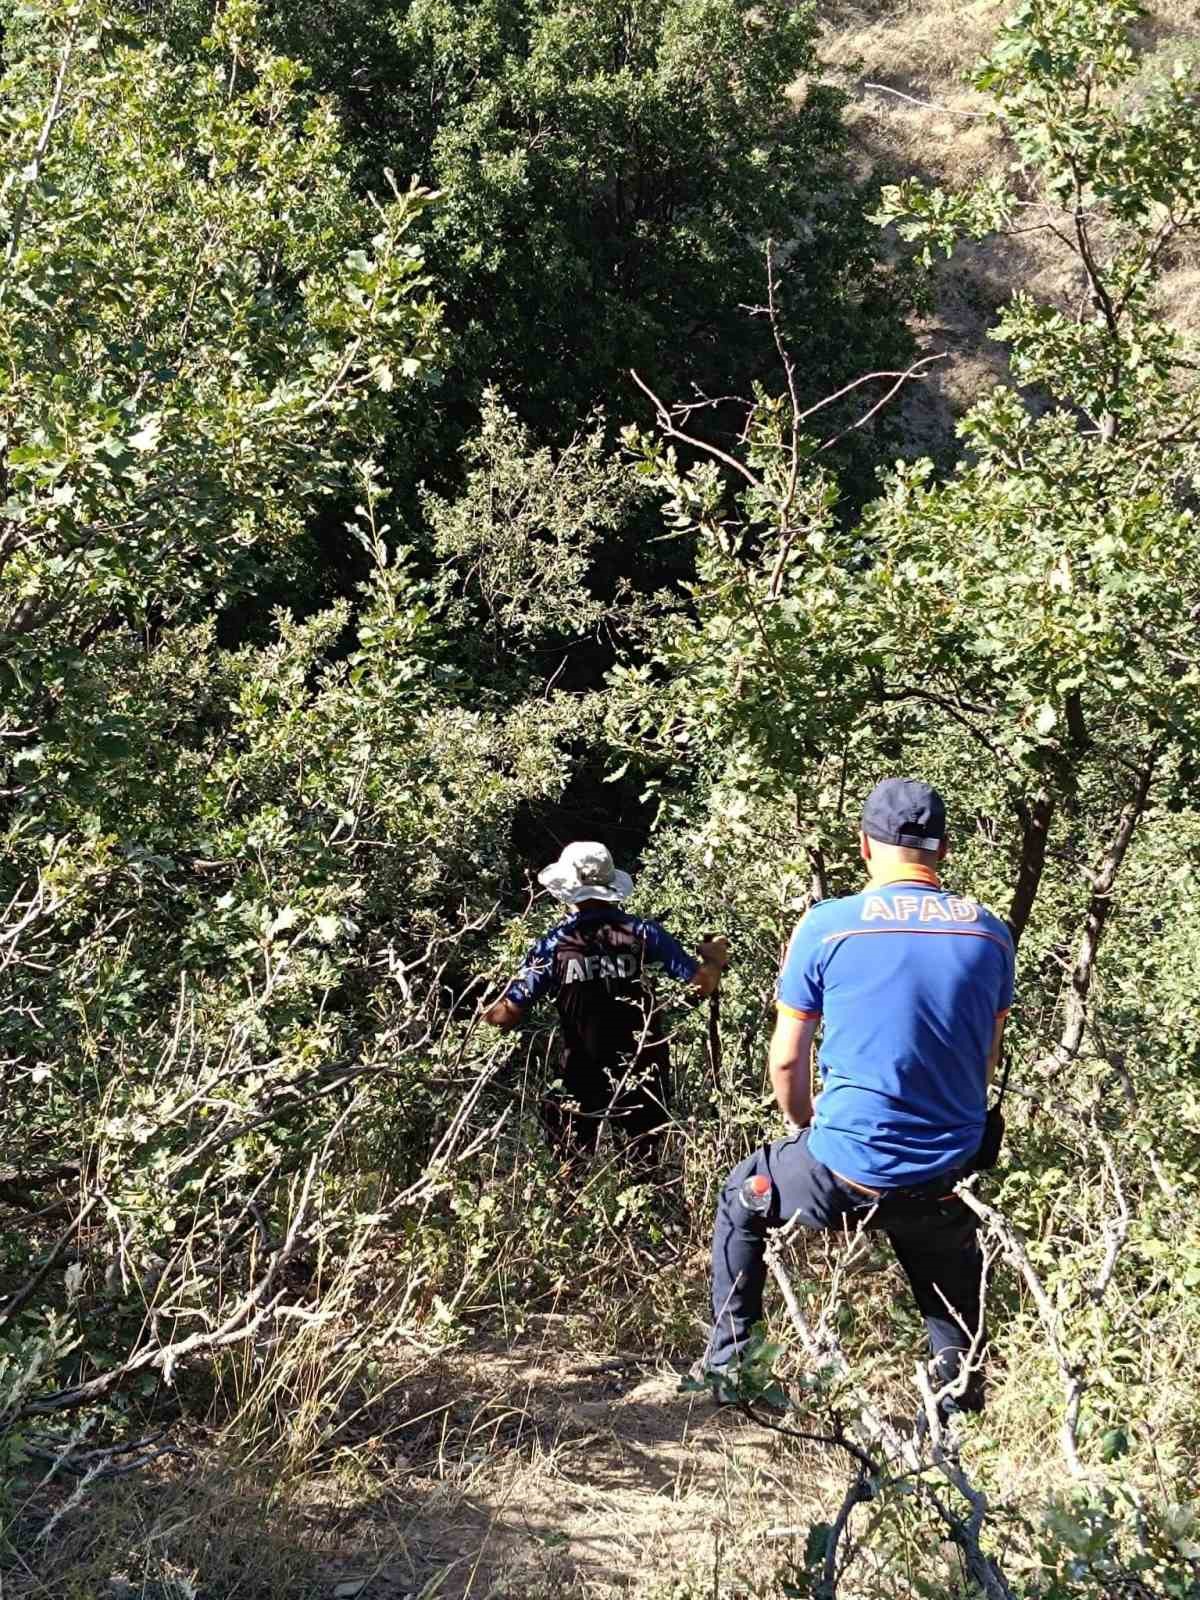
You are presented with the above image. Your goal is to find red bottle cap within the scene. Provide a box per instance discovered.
[748,1175,771,1196]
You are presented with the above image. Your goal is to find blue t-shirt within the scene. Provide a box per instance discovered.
[778,872,1014,1187]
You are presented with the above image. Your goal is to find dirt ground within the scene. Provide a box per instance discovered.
[318,1331,828,1600]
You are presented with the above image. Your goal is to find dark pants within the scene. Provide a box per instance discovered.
[708,1131,985,1407]
[541,1038,671,1162]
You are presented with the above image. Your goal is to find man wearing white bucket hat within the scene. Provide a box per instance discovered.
[484,842,729,1160]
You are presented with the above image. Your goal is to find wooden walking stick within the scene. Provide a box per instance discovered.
[703,930,724,1096]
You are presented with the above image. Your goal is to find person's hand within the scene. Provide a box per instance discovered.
[785,1090,819,1136]
[698,934,730,969]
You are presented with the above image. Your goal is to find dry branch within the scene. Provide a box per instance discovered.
[3,12,78,272]
[22,1427,183,1481]
[955,1180,1085,1478]
[0,1196,98,1331]
[815,354,947,453]
[916,1360,1013,1600]
[12,1155,321,1420]
[629,367,762,490]
[1091,1131,1130,1302]
[1053,744,1159,1068]
[764,1217,1011,1595]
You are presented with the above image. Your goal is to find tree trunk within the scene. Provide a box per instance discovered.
[1008,788,1055,948]
[807,844,829,904]
[1056,747,1159,1066]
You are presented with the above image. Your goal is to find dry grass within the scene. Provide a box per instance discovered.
[317,1335,790,1598]
[0,1210,943,1599]
[5,1322,836,1599]
[11,1196,1197,1600]
[806,0,1200,451]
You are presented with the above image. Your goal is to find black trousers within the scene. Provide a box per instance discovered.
[708,1130,985,1406]
[541,1037,671,1160]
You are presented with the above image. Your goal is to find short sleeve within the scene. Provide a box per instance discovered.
[777,914,824,1019]
[640,919,700,982]
[503,933,558,1009]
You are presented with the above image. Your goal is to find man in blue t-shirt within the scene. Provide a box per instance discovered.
[703,779,1014,1423]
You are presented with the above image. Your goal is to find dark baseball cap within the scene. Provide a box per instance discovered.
[861,778,946,851]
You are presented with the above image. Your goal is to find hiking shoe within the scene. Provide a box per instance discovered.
[913,1398,975,1454]
[683,1357,738,1406]
[683,1358,787,1413]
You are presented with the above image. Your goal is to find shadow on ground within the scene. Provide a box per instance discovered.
[3,1332,789,1600]
[322,1335,783,1599]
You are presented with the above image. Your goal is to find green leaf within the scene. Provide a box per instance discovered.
[1100,1427,1130,1461]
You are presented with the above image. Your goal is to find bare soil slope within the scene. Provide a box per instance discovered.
[811,0,1200,451]
[322,1332,833,1599]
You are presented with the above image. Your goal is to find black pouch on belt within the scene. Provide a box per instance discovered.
[968,1054,1009,1173]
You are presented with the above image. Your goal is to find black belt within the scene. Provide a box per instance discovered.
[835,1168,965,1203]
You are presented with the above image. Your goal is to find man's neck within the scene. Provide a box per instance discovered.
[865,863,942,889]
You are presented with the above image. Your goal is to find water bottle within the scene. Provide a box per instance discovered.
[739,1173,772,1215]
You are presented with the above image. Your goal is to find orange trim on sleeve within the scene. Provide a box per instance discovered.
[777,1002,822,1021]
[995,1008,1010,1020]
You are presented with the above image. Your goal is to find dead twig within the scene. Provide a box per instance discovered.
[0,1196,99,1331]
[765,1215,1012,1596]
[955,1179,1085,1477]
[764,1215,902,1457]
[915,1365,1013,1600]
[629,368,762,490]
[863,82,991,118]
[1091,1130,1129,1302]
[13,1155,322,1419]
[21,1427,183,1481]
[817,355,948,453]
[3,11,79,271]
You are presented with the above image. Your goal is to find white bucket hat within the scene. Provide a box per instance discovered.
[538,841,633,906]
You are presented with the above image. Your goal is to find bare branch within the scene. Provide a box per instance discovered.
[1090,1131,1129,1302]
[824,1461,874,1598]
[916,1366,1014,1600]
[3,11,79,271]
[765,1215,906,1459]
[864,82,990,119]
[0,1196,99,1331]
[796,355,947,428]
[1054,743,1160,1067]
[629,368,762,490]
[877,681,1016,777]
[762,241,805,529]
[22,1427,183,1481]
[765,1218,1013,1596]
[737,1406,881,1478]
[817,355,948,452]
[955,1180,1085,1477]
[14,1156,321,1419]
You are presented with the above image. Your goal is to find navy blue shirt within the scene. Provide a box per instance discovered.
[778,870,1014,1187]
[505,906,699,1075]
[505,907,698,1006]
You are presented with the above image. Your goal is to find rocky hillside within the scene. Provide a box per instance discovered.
[813,0,1200,450]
